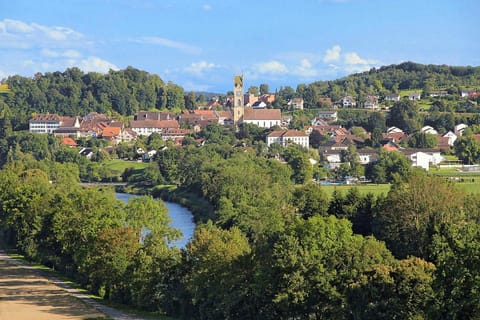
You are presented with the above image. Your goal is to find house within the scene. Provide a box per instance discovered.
[408,92,421,100]
[338,96,356,108]
[60,137,77,147]
[357,149,378,164]
[244,93,258,106]
[442,131,457,147]
[162,128,191,141]
[101,126,122,144]
[79,147,94,159]
[288,98,304,110]
[214,110,233,126]
[267,129,309,148]
[399,148,444,171]
[387,126,404,134]
[454,123,468,136]
[130,119,180,136]
[258,94,275,104]
[242,108,282,128]
[29,114,73,134]
[316,111,338,122]
[135,111,175,121]
[461,91,479,99]
[363,95,380,110]
[318,97,333,107]
[429,91,449,97]
[252,101,267,109]
[282,115,293,127]
[385,93,401,101]
[178,111,217,128]
[420,125,438,135]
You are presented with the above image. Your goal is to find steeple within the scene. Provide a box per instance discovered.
[233,75,244,125]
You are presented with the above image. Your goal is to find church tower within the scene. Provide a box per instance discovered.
[233,75,244,125]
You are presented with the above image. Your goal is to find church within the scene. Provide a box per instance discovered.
[233,76,281,128]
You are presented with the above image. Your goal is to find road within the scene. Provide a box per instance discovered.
[0,250,146,320]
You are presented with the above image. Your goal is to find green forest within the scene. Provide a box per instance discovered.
[1,62,480,319]
[1,133,480,319]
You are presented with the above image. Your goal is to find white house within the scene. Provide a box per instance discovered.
[316,111,338,122]
[385,93,401,101]
[454,123,468,136]
[387,126,404,134]
[400,149,444,171]
[29,114,80,134]
[408,92,421,100]
[443,131,457,147]
[363,95,380,110]
[421,125,438,135]
[130,119,180,136]
[266,129,309,148]
[338,96,356,108]
[252,101,267,109]
[288,98,304,110]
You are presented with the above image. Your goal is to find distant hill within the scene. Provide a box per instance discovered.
[308,62,480,102]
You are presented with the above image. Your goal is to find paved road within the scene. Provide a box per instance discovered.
[0,250,146,320]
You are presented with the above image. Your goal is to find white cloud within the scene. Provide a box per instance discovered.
[182,80,211,92]
[184,61,218,76]
[323,45,341,63]
[292,58,319,78]
[344,52,369,65]
[137,36,201,54]
[0,19,84,49]
[256,60,288,75]
[78,56,119,73]
[202,4,212,11]
[41,48,82,58]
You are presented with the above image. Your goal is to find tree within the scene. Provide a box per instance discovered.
[270,216,395,319]
[259,83,269,95]
[407,132,438,148]
[292,183,329,218]
[183,223,252,319]
[366,150,411,184]
[430,222,480,319]
[387,100,421,134]
[283,145,313,184]
[373,171,465,259]
[185,91,196,110]
[248,86,259,96]
[454,135,480,164]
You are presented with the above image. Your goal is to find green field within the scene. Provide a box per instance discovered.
[320,184,391,198]
[104,159,149,172]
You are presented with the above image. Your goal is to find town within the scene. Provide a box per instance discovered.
[26,74,480,184]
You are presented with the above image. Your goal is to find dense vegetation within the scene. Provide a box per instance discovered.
[2,131,480,319]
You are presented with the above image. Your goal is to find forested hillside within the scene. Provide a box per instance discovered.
[308,62,480,101]
[0,67,186,130]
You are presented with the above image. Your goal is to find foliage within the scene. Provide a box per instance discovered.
[373,171,465,260]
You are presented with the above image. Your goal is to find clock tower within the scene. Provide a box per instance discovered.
[233,75,244,125]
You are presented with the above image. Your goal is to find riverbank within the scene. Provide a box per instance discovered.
[117,184,215,224]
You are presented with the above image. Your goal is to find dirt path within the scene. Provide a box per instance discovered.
[0,251,144,320]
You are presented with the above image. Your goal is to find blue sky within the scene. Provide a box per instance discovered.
[1,0,479,93]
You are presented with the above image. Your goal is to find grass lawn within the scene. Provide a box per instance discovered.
[320,184,391,198]
[104,159,149,172]
[456,182,480,194]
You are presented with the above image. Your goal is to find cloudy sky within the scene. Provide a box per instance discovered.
[1,0,479,92]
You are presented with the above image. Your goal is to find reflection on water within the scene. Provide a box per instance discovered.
[116,193,195,248]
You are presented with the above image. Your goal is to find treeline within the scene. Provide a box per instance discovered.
[3,140,480,319]
[0,66,186,130]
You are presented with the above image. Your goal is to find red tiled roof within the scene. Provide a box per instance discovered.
[102,127,121,137]
[244,108,281,121]
[61,137,77,146]
[31,114,61,122]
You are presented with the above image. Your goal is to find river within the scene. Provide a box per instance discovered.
[115,193,195,248]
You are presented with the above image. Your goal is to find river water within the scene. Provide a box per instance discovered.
[115,193,195,248]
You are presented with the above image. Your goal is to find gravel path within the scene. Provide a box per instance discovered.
[0,250,146,320]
